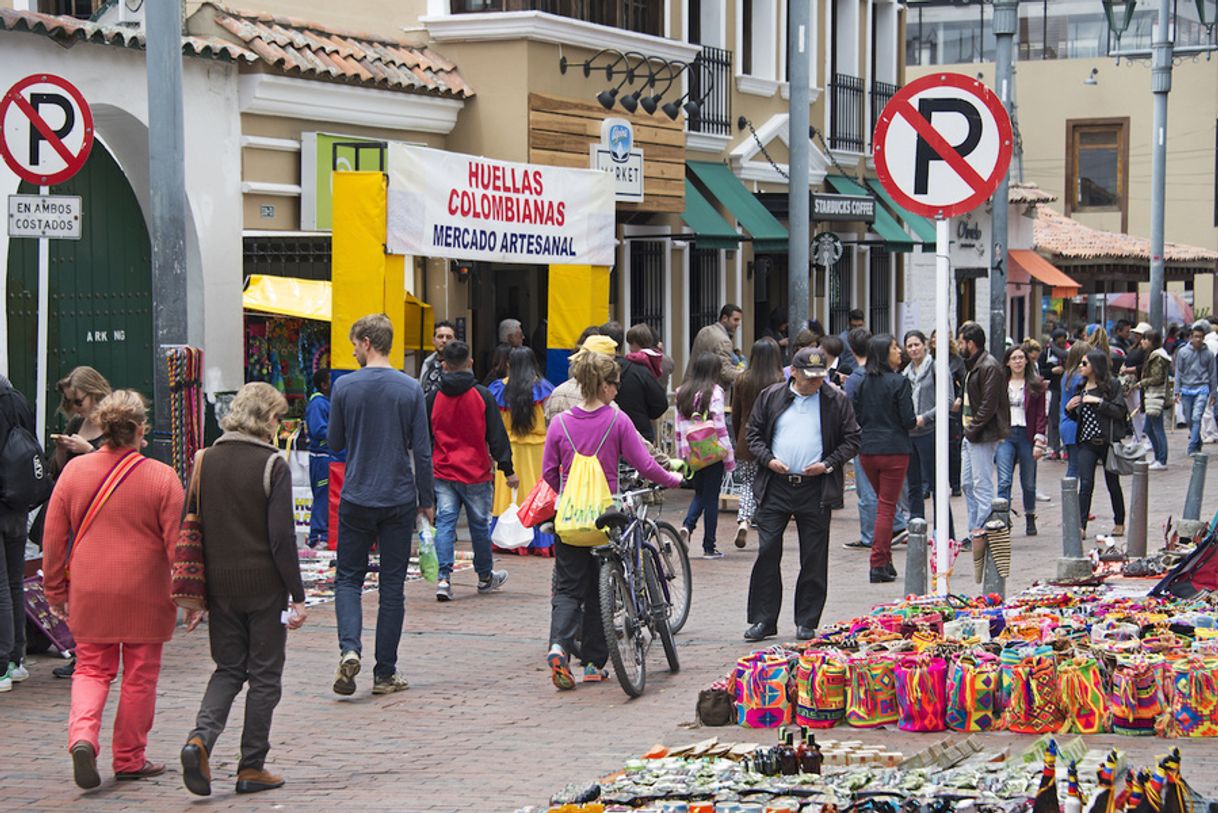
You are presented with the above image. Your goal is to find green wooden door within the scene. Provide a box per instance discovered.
[6,142,153,441]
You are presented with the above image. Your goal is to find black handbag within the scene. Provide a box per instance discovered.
[695,688,734,726]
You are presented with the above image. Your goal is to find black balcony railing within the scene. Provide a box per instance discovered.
[870,79,899,138]
[450,0,662,37]
[829,73,865,153]
[687,46,732,137]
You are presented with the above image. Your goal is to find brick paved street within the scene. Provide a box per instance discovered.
[4,432,1218,812]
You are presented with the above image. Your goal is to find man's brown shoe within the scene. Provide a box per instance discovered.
[115,761,165,781]
[180,737,211,796]
[70,741,100,789]
[236,768,285,794]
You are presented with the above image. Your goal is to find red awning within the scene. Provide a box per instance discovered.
[1008,249,1080,298]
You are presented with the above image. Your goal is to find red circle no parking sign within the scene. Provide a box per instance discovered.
[0,73,94,186]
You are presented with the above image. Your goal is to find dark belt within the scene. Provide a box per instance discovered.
[782,473,819,485]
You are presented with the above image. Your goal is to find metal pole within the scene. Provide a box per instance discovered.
[934,217,951,593]
[1147,0,1172,333]
[989,0,1017,356]
[35,184,49,446]
[1058,476,1092,580]
[1178,453,1210,538]
[1128,460,1150,558]
[982,497,1008,598]
[145,0,190,463]
[787,0,811,339]
[905,518,929,596]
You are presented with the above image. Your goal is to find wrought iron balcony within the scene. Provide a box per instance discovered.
[450,0,662,37]
[829,73,865,153]
[870,80,899,142]
[687,45,733,137]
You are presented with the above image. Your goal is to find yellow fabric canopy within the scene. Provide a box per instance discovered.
[243,274,433,351]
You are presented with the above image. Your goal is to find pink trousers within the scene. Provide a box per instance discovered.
[67,641,164,773]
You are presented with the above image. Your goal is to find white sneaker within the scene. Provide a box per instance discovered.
[0,671,10,693]
[1149,461,1168,471]
[1037,491,1052,502]
[371,671,410,695]
[8,662,28,682]
[332,650,361,696]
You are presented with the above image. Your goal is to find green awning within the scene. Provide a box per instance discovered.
[865,178,936,243]
[826,175,916,252]
[688,161,789,252]
[681,179,741,250]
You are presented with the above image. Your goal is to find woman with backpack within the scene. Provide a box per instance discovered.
[675,352,736,559]
[540,346,681,690]
[851,335,917,584]
[730,339,785,549]
[488,348,554,551]
[1065,349,1129,538]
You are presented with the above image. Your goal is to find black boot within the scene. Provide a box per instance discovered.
[869,567,895,583]
[1026,513,1038,536]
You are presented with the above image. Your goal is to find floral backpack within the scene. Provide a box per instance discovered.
[1169,656,1218,737]
[1057,654,1108,734]
[1002,652,1065,734]
[730,650,794,728]
[946,652,1002,732]
[794,650,848,729]
[895,655,948,732]
[1110,655,1170,736]
[845,654,899,728]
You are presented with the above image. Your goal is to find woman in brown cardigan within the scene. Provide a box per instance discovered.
[180,383,307,797]
[729,338,786,549]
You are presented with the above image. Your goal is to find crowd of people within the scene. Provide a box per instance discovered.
[1,302,1216,797]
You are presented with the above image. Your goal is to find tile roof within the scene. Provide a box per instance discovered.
[1008,182,1057,205]
[1034,206,1218,266]
[0,8,255,63]
[199,3,472,99]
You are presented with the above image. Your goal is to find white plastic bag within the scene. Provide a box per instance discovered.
[491,491,533,550]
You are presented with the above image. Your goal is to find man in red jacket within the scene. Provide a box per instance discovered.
[426,341,518,601]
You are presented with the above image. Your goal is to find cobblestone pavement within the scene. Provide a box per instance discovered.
[4,432,1218,812]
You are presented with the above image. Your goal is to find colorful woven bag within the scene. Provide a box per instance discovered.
[1169,656,1218,737]
[1057,654,1109,734]
[1110,656,1169,736]
[1002,653,1065,734]
[895,655,948,732]
[730,651,793,728]
[794,650,848,729]
[946,652,1002,732]
[845,654,898,728]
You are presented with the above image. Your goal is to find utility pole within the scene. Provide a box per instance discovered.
[145,0,190,463]
[787,0,811,339]
[989,0,1017,357]
[1147,0,1172,334]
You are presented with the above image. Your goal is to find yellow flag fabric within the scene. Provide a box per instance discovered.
[547,265,610,349]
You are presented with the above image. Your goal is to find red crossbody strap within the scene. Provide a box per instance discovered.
[68,450,148,567]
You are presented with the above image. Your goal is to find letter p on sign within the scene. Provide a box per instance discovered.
[873,73,1012,220]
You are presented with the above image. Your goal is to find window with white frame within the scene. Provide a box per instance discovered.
[689,0,726,47]
[739,0,778,80]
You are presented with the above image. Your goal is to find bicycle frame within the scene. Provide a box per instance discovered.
[598,488,671,618]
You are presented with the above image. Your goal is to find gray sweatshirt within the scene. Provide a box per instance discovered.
[904,357,937,437]
[1174,343,1217,396]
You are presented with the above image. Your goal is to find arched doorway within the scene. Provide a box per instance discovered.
[5,140,153,439]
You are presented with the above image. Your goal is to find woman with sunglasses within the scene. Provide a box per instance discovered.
[51,366,112,475]
[1065,349,1129,538]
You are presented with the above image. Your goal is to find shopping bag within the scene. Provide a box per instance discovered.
[895,654,948,732]
[1110,655,1170,736]
[518,478,557,527]
[683,412,729,471]
[553,414,615,547]
[845,654,899,728]
[417,518,439,583]
[946,652,1002,732]
[491,492,534,550]
[1170,656,1218,737]
[794,650,848,729]
[730,651,794,728]
[1058,654,1109,734]
[1002,653,1065,734]
[277,425,311,487]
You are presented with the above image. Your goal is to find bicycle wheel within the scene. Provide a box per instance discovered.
[643,550,680,674]
[651,520,692,634]
[599,557,646,698]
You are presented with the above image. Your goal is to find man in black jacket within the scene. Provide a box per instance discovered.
[1040,329,1069,456]
[0,374,36,687]
[601,321,667,442]
[744,348,861,642]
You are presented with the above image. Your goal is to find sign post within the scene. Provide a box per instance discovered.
[1,73,94,444]
[873,72,1012,594]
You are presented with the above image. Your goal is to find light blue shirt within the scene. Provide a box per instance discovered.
[771,385,824,473]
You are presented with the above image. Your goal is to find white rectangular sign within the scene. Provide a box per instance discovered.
[386,144,616,266]
[8,194,82,240]
[590,144,644,203]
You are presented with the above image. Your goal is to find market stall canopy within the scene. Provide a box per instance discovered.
[826,175,915,252]
[1007,249,1081,298]
[687,161,788,253]
[681,179,741,250]
[243,275,434,351]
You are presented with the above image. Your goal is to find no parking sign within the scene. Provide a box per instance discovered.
[0,73,94,186]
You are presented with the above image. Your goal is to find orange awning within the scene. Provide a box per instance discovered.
[1008,249,1080,298]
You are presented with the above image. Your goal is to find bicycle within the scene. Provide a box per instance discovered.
[617,467,692,633]
[595,484,681,698]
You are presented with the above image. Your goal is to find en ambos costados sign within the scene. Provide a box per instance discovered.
[386,144,615,266]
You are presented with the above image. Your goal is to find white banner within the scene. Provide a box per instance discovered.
[386,144,616,266]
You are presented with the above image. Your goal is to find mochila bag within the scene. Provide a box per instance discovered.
[794,650,848,729]
[1169,656,1218,737]
[172,449,208,610]
[845,654,898,728]
[682,411,729,472]
[1002,653,1065,734]
[1058,654,1109,734]
[895,654,948,732]
[1110,655,1170,736]
[553,413,617,547]
[729,650,794,728]
[946,652,1002,732]
[696,681,735,727]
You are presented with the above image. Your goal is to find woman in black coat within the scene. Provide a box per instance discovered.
[1064,349,1129,538]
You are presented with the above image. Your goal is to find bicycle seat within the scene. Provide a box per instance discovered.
[595,510,630,531]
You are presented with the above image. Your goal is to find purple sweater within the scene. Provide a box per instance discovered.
[543,404,682,494]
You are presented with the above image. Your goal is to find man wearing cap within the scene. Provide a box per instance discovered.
[743,347,861,642]
[1120,322,1153,444]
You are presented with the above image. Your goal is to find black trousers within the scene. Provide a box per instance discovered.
[189,591,287,772]
[1075,441,1126,531]
[549,539,608,668]
[748,476,831,630]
